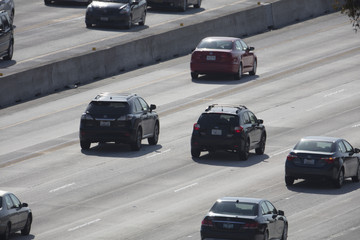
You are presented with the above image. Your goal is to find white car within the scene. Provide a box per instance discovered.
[0,0,14,22]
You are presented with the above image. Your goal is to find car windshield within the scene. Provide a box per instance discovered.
[294,140,334,152]
[86,101,130,115]
[197,40,233,50]
[198,113,238,128]
[211,201,258,216]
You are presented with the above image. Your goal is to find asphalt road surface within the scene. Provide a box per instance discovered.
[1,12,360,240]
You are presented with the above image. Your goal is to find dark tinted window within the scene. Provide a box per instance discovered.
[248,111,257,124]
[294,140,334,152]
[198,113,238,128]
[210,201,257,216]
[0,196,2,208]
[260,202,270,215]
[9,194,20,208]
[265,201,277,214]
[86,101,129,115]
[198,40,233,50]
[98,0,130,3]
[138,97,149,111]
[343,140,354,152]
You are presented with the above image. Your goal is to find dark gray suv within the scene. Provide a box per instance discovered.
[79,92,160,151]
[191,104,266,160]
[0,11,13,61]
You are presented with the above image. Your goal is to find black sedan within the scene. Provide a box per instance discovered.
[285,136,360,188]
[201,197,288,240]
[0,190,32,240]
[85,0,147,29]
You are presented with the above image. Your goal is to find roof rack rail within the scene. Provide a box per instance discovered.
[205,104,247,112]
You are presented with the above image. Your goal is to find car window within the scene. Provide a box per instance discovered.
[343,140,354,152]
[86,101,129,115]
[4,195,14,209]
[138,97,149,111]
[9,194,20,208]
[198,113,239,128]
[210,201,257,216]
[265,201,277,214]
[243,112,250,124]
[239,39,248,50]
[294,140,334,152]
[248,111,257,124]
[235,41,242,50]
[133,99,143,113]
[260,202,270,215]
[1,15,9,30]
[338,141,347,153]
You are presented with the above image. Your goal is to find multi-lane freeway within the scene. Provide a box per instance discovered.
[1,2,360,240]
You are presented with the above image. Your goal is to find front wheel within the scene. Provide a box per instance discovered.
[352,164,360,182]
[148,123,159,145]
[249,59,257,75]
[3,40,13,61]
[281,223,288,240]
[21,216,32,235]
[139,11,146,26]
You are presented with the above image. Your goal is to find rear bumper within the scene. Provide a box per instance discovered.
[285,162,338,180]
[191,135,245,152]
[79,128,136,143]
[147,0,182,8]
[201,229,264,240]
[191,62,238,75]
[86,13,130,26]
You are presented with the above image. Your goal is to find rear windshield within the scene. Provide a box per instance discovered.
[294,140,334,152]
[197,40,233,50]
[86,101,130,115]
[198,113,238,128]
[211,201,258,216]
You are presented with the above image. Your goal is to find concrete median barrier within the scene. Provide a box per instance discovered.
[0,0,340,108]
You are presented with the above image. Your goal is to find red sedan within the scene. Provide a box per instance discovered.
[190,36,257,80]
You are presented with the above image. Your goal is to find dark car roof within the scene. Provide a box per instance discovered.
[204,104,247,115]
[92,92,136,102]
[300,136,340,143]
[216,197,264,204]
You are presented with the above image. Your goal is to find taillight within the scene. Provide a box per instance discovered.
[234,126,243,133]
[201,217,214,227]
[243,222,259,229]
[117,114,134,121]
[286,154,297,161]
[322,157,335,164]
[81,113,93,120]
[191,52,202,60]
[194,123,200,130]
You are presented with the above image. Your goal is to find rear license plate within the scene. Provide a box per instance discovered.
[223,223,234,229]
[211,129,222,135]
[206,55,216,61]
[100,121,110,127]
[100,17,109,21]
[304,159,315,165]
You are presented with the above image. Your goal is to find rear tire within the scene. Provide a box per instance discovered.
[139,11,146,26]
[255,133,266,155]
[238,139,249,160]
[191,72,198,79]
[1,224,10,240]
[285,176,294,186]
[180,0,187,11]
[126,15,132,29]
[194,0,201,8]
[44,0,51,5]
[80,140,91,150]
[131,128,142,151]
[191,147,201,158]
[234,63,242,80]
[334,169,344,188]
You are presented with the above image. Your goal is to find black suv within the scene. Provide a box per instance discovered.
[0,10,14,61]
[79,92,160,150]
[191,104,266,160]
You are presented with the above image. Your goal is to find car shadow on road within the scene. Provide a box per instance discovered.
[81,142,163,158]
[147,6,205,15]
[9,233,35,240]
[0,59,16,69]
[86,24,150,32]
[192,74,259,85]
[285,179,360,195]
[192,151,270,167]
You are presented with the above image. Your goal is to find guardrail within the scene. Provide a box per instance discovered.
[0,0,339,108]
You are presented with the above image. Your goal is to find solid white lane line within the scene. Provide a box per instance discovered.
[49,183,75,193]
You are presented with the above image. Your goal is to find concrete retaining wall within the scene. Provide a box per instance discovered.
[0,0,340,108]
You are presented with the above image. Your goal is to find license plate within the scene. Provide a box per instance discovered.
[100,121,110,127]
[100,17,109,21]
[223,223,234,229]
[211,129,222,135]
[304,159,315,165]
[206,55,216,61]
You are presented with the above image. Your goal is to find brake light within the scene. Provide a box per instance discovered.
[234,126,243,133]
[243,222,259,229]
[322,157,335,164]
[191,52,202,60]
[194,123,200,130]
[286,154,297,161]
[201,217,214,227]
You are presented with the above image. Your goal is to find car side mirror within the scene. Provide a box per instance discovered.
[354,148,360,153]
[249,46,255,51]
[257,119,263,124]
[150,104,156,112]
[278,210,285,216]
[22,203,28,208]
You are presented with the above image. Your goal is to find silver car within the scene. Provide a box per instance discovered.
[0,0,14,22]
[0,190,32,240]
